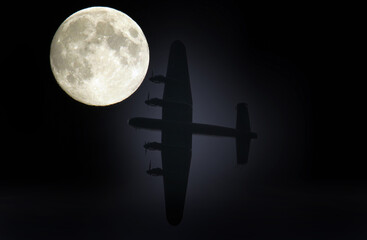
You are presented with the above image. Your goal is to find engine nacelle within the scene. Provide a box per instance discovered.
[147,168,163,176]
[144,142,163,151]
[145,98,163,107]
[150,75,166,83]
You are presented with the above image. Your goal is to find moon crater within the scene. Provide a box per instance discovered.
[50,7,149,106]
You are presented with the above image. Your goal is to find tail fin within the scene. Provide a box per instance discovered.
[236,103,250,132]
[236,103,256,164]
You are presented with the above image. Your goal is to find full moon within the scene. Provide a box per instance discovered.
[50,7,149,106]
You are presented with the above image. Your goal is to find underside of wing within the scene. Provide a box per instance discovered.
[163,40,193,110]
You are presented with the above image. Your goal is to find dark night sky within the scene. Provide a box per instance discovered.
[1,1,364,239]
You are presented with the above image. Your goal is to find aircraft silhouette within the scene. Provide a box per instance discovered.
[129,40,257,225]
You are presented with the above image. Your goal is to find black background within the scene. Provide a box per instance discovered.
[1,1,364,239]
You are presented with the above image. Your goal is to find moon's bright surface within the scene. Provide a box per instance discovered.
[50,7,149,106]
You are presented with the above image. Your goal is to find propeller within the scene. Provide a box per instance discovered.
[145,92,150,110]
[148,70,154,82]
[144,141,147,156]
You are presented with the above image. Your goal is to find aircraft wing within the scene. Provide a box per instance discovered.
[162,40,193,123]
[161,129,191,226]
[160,41,193,225]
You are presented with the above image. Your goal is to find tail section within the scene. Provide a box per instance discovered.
[236,103,257,164]
[236,103,250,132]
